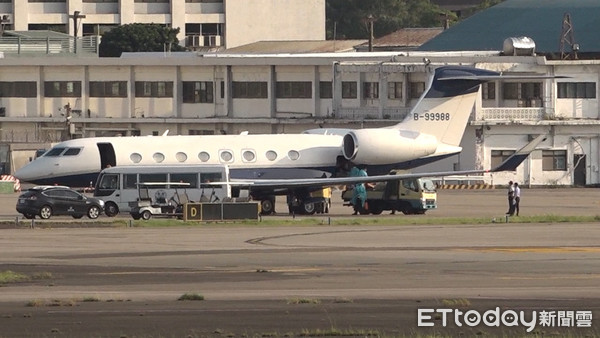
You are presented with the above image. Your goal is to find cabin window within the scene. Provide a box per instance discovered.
[99,174,119,190]
[542,150,567,171]
[124,174,137,189]
[198,152,210,162]
[44,147,66,156]
[265,150,277,161]
[153,152,165,163]
[140,174,167,189]
[130,153,142,163]
[176,152,188,162]
[242,150,256,162]
[63,148,81,156]
[219,150,233,163]
[170,173,197,188]
[201,172,223,188]
[288,150,300,161]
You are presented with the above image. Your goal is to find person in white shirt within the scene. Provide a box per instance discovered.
[513,182,521,216]
[506,181,515,215]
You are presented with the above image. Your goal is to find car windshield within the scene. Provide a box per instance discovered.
[420,179,436,192]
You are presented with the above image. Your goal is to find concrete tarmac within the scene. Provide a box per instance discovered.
[0,188,599,336]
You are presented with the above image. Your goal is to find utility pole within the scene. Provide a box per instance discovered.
[69,11,86,54]
[367,14,375,52]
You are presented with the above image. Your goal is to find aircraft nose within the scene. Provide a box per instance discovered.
[14,160,48,183]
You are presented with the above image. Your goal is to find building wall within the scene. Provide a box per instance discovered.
[8,0,324,49]
[224,0,325,48]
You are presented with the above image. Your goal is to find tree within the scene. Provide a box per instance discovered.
[326,0,457,40]
[99,23,186,57]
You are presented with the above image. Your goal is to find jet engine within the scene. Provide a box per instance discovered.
[342,129,438,165]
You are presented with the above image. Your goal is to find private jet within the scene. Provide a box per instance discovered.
[15,65,535,213]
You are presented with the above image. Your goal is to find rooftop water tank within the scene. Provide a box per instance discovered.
[503,37,536,56]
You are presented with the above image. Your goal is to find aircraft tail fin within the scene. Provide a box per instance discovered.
[394,66,499,147]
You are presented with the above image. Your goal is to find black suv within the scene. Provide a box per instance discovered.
[17,186,105,220]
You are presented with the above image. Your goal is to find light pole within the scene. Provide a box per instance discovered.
[69,11,86,54]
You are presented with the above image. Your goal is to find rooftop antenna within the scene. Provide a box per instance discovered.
[559,12,578,60]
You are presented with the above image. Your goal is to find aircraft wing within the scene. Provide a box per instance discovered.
[221,134,546,190]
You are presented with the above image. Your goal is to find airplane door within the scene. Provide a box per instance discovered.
[97,143,117,170]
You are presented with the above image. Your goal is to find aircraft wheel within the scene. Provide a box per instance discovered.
[302,202,316,215]
[132,215,141,220]
[23,213,35,219]
[141,210,152,220]
[39,205,52,219]
[105,202,119,217]
[87,206,101,219]
[260,199,275,215]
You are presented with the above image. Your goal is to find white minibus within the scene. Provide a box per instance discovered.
[94,165,231,216]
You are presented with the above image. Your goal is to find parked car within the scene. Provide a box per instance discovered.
[16,186,104,220]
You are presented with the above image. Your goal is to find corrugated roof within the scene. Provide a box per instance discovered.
[419,0,600,54]
[225,40,367,53]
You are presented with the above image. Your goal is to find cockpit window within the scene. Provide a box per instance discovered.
[63,148,81,156]
[44,147,66,157]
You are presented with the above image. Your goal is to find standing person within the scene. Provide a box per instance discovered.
[506,180,515,216]
[513,182,521,216]
[349,166,368,215]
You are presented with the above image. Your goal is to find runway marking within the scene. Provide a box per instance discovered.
[457,246,600,253]
[499,274,600,280]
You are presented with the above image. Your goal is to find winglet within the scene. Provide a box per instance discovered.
[491,134,546,172]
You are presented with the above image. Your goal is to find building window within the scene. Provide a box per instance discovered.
[135,82,173,98]
[182,81,214,103]
[276,81,312,99]
[557,82,596,99]
[83,0,117,3]
[186,0,223,2]
[89,81,127,97]
[28,0,66,2]
[388,82,402,99]
[503,82,541,100]
[134,0,168,2]
[341,81,357,99]
[0,82,37,97]
[44,81,81,97]
[542,150,567,171]
[363,82,379,99]
[491,150,515,169]
[409,82,425,99]
[189,129,214,135]
[319,81,332,99]
[482,82,495,100]
[232,82,268,99]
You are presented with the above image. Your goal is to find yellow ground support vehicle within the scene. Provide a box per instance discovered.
[341,171,437,215]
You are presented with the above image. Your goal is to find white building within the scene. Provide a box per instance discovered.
[2,0,325,49]
[1,50,599,187]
